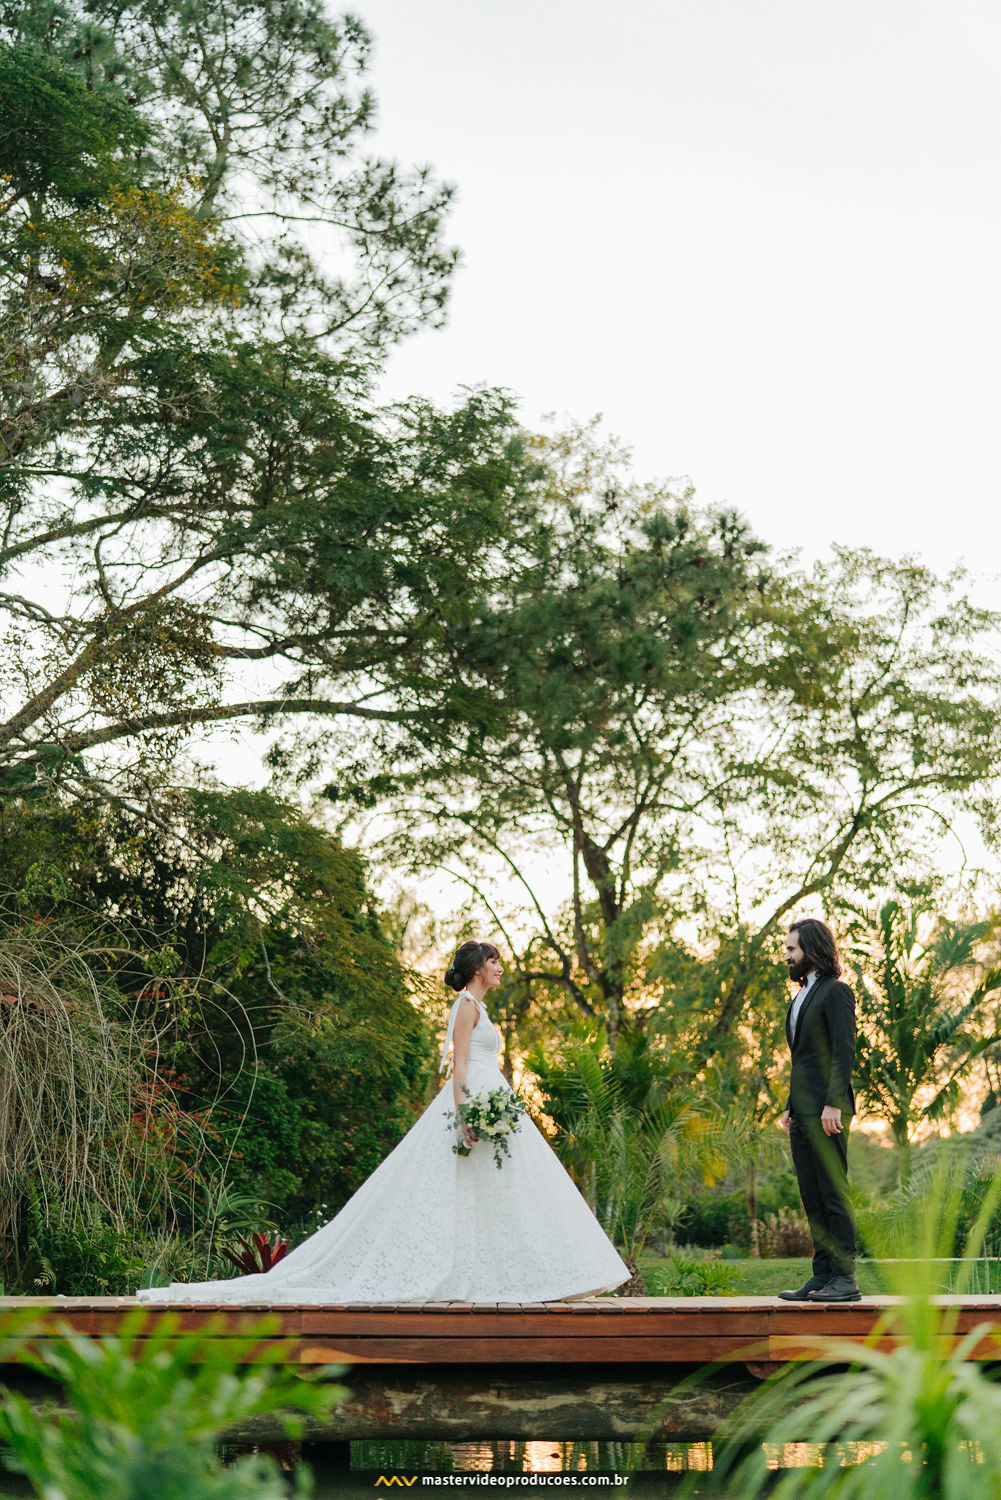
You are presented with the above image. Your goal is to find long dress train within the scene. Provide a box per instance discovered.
[136,992,629,1303]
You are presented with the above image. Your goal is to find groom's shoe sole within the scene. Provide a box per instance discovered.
[808,1287,862,1302]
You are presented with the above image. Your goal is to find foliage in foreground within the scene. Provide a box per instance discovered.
[685,1169,1001,1498]
[699,1311,1001,1499]
[0,1309,346,1500]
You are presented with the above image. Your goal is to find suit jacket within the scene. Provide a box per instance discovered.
[785,973,856,1117]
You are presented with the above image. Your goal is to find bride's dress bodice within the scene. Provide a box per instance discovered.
[440,988,507,1089]
[463,998,506,1085]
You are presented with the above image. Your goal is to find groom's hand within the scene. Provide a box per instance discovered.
[821,1105,843,1136]
[780,1110,791,1134]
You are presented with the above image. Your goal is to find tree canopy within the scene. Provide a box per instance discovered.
[0,17,545,814]
[319,425,1001,1062]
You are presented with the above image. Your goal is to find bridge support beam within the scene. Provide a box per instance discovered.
[221,1364,760,1444]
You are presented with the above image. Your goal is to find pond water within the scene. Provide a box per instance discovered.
[239,1436,891,1497]
[0,1437,893,1498]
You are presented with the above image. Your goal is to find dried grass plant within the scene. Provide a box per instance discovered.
[0,917,217,1281]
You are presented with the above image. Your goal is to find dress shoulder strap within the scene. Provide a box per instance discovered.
[438,989,482,1074]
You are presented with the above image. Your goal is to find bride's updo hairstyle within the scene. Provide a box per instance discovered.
[444,940,500,992]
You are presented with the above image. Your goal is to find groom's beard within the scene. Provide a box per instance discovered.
[787,958,813,983]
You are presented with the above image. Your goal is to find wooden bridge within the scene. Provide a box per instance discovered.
[3,1295,1000,1443]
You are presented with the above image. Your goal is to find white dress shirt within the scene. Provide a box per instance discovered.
[789,968,818,1039]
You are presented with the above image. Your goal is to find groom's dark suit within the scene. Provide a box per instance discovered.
[785,972,857,1278]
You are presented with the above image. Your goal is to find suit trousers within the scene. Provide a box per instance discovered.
[789,1114,855,1278]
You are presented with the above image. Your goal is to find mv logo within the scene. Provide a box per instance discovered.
[374,1477,418,1488]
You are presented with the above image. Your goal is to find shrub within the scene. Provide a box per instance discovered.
[645,1250,740,1297]
[756,1208,813,1259]
[680,1169,805,1252]
[678,1190,745,1249]
[0,921,204,1287]
[220,1232,290,1275]
[24,1203,149,1297]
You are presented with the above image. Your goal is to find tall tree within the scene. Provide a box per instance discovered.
[0,17,538,811]
[3,0,457,352]
[318,427,1001,1056]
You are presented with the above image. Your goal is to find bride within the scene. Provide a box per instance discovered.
[137,940,628,1303]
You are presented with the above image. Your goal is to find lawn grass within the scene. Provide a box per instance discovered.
[637,1254,995,1297]
[705,1257,886,1296]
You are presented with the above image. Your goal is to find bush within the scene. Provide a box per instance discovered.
[756,1208,813,1259]
[0,920,200,1289]
[679,1169,805,1252]
[24,1204,149,1297]
[678,1189,745,1249]
[644,1249,740,1297]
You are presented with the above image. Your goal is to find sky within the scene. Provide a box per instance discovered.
[187,0,1000,932]
[356,0,1001,590]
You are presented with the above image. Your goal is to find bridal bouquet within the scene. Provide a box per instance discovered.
[446,1086,528,1168]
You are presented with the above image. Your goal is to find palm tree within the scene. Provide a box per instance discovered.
[847,900,1001,1187]
[526,1023,739,1278]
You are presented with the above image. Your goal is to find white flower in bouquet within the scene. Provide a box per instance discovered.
[445,1086,528,1168]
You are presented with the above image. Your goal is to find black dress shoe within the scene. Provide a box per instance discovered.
[777,1275,829,1301]
[808,1274,861,1302]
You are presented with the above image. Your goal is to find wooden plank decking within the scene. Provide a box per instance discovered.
[4,1295,1001,1370]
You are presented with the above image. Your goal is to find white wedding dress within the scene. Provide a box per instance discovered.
[136,991,629,1304]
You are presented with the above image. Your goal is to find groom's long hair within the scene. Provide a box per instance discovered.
[788,917,843,978]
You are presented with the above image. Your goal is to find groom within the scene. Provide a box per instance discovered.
[778,917,859,1303]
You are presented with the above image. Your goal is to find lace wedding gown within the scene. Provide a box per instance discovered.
[136,991,629,1304]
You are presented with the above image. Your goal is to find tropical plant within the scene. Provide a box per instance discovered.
[528,1024,733,1271]
[644,1250,739,1297]
[755,1207,814,1260]
[220,1232,291,1276]
[859,1109,1001,1264]
[24,1201,151,1298]
[846,900,1001,1185]
[0,1309,346,1500]
[687,1164,1001,1498]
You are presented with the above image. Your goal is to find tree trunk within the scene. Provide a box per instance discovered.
[894,1121,912,1189]
[746,1160,760,1258]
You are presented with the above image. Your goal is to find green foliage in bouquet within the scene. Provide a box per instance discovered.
[446,1086,528,1168]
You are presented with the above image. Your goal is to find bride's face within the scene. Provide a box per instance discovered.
[478,955,504,989]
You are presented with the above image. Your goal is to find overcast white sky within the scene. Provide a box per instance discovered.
[358,0,1001,588]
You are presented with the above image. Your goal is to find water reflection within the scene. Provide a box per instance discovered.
[351,1437,716,1473]
[221,1434,919,1496]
